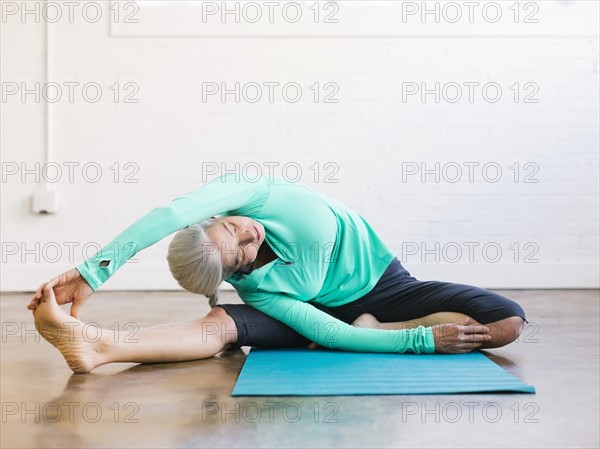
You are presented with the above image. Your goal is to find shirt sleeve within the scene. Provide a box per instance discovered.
[244,292,436,354]
[75,174,270,291]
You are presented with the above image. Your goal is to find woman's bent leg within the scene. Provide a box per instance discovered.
[34,285,237,373]
[328,258,528,350]
[354,312,524,348]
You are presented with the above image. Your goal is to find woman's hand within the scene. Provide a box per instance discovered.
[27,268,93,319]
[431,319,492,353]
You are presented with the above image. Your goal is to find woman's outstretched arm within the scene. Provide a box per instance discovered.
[76,174,270,291]
[28,174,270,316]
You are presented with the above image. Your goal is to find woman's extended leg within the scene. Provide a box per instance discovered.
[33,285,238,373]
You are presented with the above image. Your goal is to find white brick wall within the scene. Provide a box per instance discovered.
[1,1,598,291]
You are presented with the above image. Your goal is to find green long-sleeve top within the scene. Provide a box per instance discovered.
[76,174,435,353]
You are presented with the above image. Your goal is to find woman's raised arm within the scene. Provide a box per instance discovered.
[28,174,270,317]
[76,173,269,291]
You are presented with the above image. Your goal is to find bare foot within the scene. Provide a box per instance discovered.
[351,313,383,329]
[33,285,108,373]
[307,313,386,349]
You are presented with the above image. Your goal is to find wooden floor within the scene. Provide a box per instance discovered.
[1,289,598,448]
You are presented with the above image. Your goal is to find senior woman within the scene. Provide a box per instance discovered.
[28,173,526,373]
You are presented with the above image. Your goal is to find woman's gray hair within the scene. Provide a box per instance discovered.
[166,219,233,308]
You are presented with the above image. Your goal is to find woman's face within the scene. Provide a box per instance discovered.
[205,216,265,273]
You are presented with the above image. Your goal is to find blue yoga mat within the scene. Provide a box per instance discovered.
[232,349,535,396]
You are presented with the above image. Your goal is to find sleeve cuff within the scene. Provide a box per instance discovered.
[75,264,102,291]
[424,327,436,353]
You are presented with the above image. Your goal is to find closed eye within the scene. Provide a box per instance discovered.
[221,222,241,267]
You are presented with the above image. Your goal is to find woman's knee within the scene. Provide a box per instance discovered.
[199,306,239,348]
[484,316,525,348]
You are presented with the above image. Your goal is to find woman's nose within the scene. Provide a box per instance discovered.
[246,245,259,260]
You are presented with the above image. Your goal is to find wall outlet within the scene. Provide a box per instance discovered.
[32,190,58,214]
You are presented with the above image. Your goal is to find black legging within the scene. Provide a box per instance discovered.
[219,257,527,350]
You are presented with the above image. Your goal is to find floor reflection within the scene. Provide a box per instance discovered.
[29,350,247,448]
